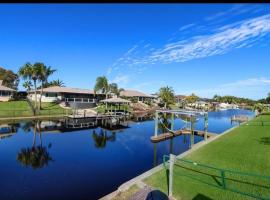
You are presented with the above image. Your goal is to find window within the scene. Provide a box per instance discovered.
[45,92,57,97]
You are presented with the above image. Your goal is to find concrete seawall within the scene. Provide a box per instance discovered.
[99,119,251,200]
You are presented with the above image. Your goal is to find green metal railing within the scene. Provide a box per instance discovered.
[163,155,270,200]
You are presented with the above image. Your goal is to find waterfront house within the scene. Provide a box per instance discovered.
[28,86,105,106]
[120,90,155,103]
[218,102,239,110]
[0,80,15,102]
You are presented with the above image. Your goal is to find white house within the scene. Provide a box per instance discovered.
[28,86,104,103]
[0,80,15,102]
[120,90,155,103]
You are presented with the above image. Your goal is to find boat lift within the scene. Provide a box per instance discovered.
[151,109,209,148]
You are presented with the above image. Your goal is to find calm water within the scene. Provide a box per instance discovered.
[0,109,254,200]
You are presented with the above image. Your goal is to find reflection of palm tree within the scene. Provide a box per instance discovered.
[17,120,52,169]
[92,129,116,148]
[17,146,52,169]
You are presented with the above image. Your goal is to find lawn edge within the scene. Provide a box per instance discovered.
[99,120,250,200]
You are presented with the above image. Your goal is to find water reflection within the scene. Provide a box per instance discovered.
[0,123,19,139]
[92,129,116,148]
[17,120,53,169]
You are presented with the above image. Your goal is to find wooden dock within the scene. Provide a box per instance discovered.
[231,115,248,123]
[150,129,217,143]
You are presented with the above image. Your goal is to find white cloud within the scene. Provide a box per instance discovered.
[179,77,270,99]
[110,14,270,68]
[112,74,130,85]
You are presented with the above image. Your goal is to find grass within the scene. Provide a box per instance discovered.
[111,185,140,200]
[37,102,72,116]
[0,101,72,118]
[0,100,33,117]
[144,114,270,200]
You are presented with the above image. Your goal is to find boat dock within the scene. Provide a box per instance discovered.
[231,115,248,123]
[150,129,217,143]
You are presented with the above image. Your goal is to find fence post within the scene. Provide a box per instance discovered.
[221,170,226,189]
[169,154,176,197]
[154,111,158,137]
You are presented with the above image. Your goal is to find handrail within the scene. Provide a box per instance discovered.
[65,98,96,103]
[163,155,270,200]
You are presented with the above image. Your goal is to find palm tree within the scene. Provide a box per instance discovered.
[49,79,65,87]
[94,76,109,98]
[158,86,175,109]
[22,80,33,92]
[37,65,56,110]
[108,83,125,97]
[18,62,40,110]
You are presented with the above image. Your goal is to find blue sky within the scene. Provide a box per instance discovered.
[0,4,270,100]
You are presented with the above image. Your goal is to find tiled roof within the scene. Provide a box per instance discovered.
[120,90,153,98]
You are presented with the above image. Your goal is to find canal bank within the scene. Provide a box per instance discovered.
[99,120,244,200]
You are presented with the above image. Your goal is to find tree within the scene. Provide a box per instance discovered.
[0,67,19,90]
[108,83,125,97]
[94,76,109,98]
[158,86,175,109]
[49,79,65,87]
[18,63,40,110]
[22,80,33,92]
[253,103,267,114]
[186,93,199,104]
[37,64,56,110]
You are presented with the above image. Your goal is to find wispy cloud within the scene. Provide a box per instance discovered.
[111,74,130,85]
[179,77,270,99]
[126,14,270,65]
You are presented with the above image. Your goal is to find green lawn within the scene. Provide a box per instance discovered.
[37,102,72,116]
[0,100,33,117]
[0,101,72,118]
[144,114,270,200]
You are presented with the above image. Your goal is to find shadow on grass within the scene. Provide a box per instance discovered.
[146,190,169,200]
[192,193,213,200]
[165,169,169,195]
[259,137,270,145]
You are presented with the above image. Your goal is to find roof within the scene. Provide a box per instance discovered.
[100,97,131,103]
[0,80,15,91]
[120,90,153,98]
[29,86,95,94]
[175,95,186,100]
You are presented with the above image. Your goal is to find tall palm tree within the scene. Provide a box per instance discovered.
[49,79,65,87]
[158,86,175,109]
[22,80,33,92]
[18,63,40,109]
[94,76,109,98]
[108,83,125,97]
[38,65,56,110]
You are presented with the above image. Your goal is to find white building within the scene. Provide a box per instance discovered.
[0,80,15,102]
[28,86,104,103]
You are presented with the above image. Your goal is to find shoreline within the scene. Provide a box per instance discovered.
[99,120,248,200]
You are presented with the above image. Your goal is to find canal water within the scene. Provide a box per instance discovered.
[0,109,254,200]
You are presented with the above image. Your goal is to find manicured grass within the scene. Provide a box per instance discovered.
[0,100,33,117]
[144,114,270,200]
[37,102,72,116]
[0,101,72,118]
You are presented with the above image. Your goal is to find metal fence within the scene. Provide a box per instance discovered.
[163,155,270,200]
